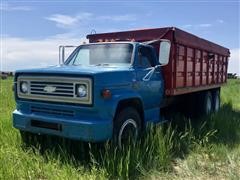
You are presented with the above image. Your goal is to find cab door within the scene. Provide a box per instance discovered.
[134,45,164,123]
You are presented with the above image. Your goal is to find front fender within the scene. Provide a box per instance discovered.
[98,90,143,120]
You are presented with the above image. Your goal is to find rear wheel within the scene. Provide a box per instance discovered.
[200,91,213,115]
[113,107,141,149]
[212,89,220,112]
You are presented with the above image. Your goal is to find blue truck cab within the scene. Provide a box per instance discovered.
[13,40,172,147]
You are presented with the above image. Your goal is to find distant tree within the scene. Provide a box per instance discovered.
[228,73,237,79]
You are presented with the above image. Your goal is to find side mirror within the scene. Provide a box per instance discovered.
[159,40,171,65]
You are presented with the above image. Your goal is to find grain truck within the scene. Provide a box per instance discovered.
[13,27,230,147]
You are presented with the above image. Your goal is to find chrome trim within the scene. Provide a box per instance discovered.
[17,76,92,105]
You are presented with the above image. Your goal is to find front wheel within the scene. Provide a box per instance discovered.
[113,107,141,149]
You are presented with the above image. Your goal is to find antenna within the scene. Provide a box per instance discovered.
[90,29,97,34]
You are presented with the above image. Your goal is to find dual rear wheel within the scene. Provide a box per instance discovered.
[200,88,220,115]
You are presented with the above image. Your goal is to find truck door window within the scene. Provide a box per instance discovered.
[138,46,154,68]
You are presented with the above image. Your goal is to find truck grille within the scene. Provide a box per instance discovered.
[17,76,92,105]
[30,81,74,97]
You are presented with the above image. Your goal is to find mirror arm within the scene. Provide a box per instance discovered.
[142,65,161,81]
[143,67,155,81]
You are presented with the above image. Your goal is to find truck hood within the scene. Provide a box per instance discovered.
[15,65,135,88]
[15,65,132,75]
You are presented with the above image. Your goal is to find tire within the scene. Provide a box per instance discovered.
[212,89,220,113]
[200,91,213,115]
[113,107,141,149]
[184,93,199,118]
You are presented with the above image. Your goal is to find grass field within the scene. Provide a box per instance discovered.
[0,78,240,179]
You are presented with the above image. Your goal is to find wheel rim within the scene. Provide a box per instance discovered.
[118,119,138,149]
[206,95,212,114]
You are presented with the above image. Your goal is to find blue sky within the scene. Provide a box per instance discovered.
[1,0,240,74]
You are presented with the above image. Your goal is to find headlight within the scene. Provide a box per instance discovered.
[76,84,87,97]
[20,81,29,93]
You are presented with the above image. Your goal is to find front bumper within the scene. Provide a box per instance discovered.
[13,109,112,142]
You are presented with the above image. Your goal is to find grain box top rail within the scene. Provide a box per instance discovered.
[87,27,230,56]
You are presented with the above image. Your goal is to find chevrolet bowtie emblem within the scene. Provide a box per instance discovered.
[43,85,56,93]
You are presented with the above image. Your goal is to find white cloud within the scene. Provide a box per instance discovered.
[0,36,87,71]
[217,19,224,23]
[182,24,193,28]
[98,14,137,21]
[228,48,240,76]
[46,13,94,28]
[46,14,80,28]
[46,13,136,29]
[76,12,93,20]
[198,23,212,27]
[182,19,226,30]
[182,23,212,29]
[0,3,32,11]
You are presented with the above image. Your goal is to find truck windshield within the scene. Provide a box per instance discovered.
[65,43,133,66]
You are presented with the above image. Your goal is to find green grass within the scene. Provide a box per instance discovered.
[0,78,240,179]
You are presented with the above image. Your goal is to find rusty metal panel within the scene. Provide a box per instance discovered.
[176,45,185,88]
[186,47,194,87]
[202,51,208,85]
[195,49,201,86]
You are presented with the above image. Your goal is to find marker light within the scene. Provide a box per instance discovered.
[101,89,112,99]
